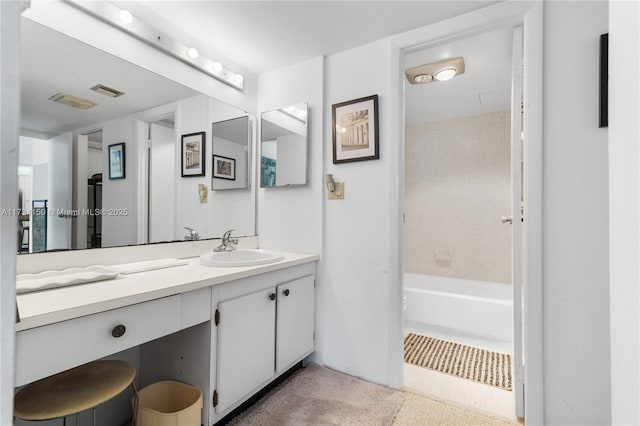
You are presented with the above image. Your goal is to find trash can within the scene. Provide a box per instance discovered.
[136,380,203,426]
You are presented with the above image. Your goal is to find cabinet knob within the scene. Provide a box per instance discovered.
[269,293,276,301]
[111,324,126,338]
[283,289,290,297]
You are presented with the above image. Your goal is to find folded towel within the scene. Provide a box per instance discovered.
[16,266,120,294]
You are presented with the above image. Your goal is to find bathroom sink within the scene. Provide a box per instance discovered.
[199,249,284,267]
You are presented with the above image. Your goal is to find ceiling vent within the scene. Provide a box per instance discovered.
[90,84,125,98]
[48,93,97,110]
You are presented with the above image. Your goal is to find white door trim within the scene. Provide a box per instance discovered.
[387,1,544,422]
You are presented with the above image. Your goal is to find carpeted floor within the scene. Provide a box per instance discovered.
[393,391,520,426]
[228,363,404,425]
[404,333,512,391]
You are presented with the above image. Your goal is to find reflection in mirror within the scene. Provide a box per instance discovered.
[18,17,256,254]
[260,103,308,187]
[212,116,250,190]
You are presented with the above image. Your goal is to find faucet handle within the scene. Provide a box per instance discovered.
[184,227,199,240]
[222,229,235,240]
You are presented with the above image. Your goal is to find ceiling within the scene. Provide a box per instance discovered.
[20,17,199,137]
[404,25,514,124]
[115,1,497,75]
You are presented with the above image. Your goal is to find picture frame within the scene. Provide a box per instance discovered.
[332,94,379,164]
[212,155,236,180]
[181,131,206,177]
[108,142,125,179]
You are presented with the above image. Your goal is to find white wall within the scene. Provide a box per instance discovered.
[257,56,324,363]
[87,147,103,178]
[101,116,137,248]
[608,1,640,424]
[322,40,393,385]
[149,123,175,243]
[257,56,323,254]
[543,2,610,424]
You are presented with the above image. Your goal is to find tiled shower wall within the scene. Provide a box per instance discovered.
[404,110,511,284]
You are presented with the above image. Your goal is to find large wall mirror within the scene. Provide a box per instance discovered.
[18,17,256,254]
[260,103,308,188]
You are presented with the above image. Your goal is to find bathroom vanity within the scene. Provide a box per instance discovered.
[15,250,318,425]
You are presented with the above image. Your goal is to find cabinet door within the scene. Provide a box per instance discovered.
[216,287,276,413]
[276,275,315,373]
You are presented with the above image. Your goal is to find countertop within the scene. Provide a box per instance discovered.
[16,251,319,331]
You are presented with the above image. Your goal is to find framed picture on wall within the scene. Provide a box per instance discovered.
[213,155,236,180]
[108,142,125,180]
[332,94,379,164]
[181,132,206,177]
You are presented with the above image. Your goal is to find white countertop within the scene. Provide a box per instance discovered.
[16,251,318,331]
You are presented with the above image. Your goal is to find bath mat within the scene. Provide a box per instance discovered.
[227,363,404,425]
[404,333,512,391]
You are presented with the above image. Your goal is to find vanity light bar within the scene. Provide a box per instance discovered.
[66,0,244,91]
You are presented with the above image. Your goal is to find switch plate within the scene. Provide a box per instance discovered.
[328,182,344,200]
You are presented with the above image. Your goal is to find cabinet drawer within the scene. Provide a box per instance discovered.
[15,295,180,387]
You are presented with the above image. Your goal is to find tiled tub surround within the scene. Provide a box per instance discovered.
[404,110,511,285]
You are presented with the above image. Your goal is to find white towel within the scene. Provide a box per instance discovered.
[16,266,120,294]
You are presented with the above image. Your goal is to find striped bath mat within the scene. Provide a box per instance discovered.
[404,333,512,391]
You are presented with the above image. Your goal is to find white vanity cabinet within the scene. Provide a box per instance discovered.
[215,286,277,413]
[276,275,315,373]
[213,272,316,421]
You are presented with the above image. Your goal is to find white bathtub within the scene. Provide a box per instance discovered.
[403,273,513,344]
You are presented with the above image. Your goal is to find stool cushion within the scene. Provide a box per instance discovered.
[14,360,135,420]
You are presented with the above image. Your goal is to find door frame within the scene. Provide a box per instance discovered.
[387,1,544,423]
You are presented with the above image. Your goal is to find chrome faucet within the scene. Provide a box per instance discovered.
[214,229,239,252]
[184,227,199,241]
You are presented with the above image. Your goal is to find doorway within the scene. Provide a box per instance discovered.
[401,25,524,420]
[137,113,177,244]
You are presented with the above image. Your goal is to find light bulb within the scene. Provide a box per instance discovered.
[414,74,433,83]
[434,68,457,81]
[211,61,223,72]
[233,74,244,84]
[187,47,199,59]
[117,10,133,24]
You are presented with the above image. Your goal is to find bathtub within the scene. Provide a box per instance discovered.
[403,273,513,344]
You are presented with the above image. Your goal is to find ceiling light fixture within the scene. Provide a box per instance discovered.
[405,57,465,85]
[66,1,245,91]
[117,10,133,25]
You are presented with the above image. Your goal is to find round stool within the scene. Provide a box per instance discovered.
[14,360,136,425]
